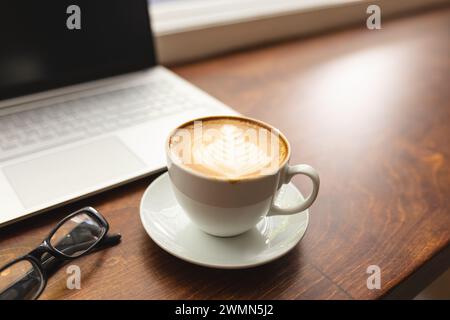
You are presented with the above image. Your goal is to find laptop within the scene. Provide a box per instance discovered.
[0,0,236,227]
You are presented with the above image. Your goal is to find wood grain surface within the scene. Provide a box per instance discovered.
[0,8,449,300]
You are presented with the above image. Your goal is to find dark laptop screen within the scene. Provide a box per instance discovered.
[0,0,156,101]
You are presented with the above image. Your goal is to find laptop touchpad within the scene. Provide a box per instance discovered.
[3,137,146,208]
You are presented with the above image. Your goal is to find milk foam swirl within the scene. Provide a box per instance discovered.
[192,124,274,179]
[169,118,287,179]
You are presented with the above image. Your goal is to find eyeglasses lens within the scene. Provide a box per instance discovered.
[50,212,105,258]
[0,259,43,300]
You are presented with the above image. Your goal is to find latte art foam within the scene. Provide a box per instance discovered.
[169,117,288,179]
[192,124,273,178]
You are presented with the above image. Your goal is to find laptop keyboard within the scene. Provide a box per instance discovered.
[0,81,200,161]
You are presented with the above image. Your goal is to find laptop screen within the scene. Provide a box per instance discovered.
[0,0,156,101]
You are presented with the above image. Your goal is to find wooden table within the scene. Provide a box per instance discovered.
[1,8,449,300]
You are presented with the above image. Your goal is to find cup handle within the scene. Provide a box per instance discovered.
[268,164,320,216]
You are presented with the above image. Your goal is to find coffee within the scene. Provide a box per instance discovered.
[169,116,288,180]
[166,115,319,236]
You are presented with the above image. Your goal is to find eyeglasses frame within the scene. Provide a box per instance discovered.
[0,206,109,300]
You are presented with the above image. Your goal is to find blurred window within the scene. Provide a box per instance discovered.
[148,0,447,64]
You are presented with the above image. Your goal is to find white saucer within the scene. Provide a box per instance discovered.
[140,172,309,269]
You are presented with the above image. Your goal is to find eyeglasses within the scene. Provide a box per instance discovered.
[0,207,121,300]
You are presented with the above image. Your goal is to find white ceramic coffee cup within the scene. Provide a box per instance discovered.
[166,115,320,237]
